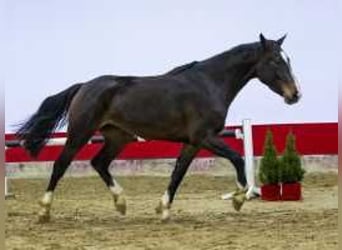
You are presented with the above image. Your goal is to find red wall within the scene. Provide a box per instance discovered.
[5,122,337,163]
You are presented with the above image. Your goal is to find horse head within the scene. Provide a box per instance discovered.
[255,33,301,105]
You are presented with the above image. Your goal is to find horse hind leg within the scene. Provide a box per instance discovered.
[90,126,135,215]
[38,128,95,223]
[156,144,199,221]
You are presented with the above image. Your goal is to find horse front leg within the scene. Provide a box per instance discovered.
[156,144,199,221]
[201,133,248,211]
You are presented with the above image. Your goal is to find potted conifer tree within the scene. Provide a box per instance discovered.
[279,131,305,200]
[258,130,281,201]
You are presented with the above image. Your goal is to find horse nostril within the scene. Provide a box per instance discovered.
[294,91,302,101]
[290,91,301,104]
[297,92,302,99]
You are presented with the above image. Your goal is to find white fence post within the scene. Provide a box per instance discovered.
[5,172,14,199]
[242,119,260,199]
[5,146,14,199]
[5,176,8,196]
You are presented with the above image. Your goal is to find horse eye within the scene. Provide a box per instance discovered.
[274,55,282,61]
[268,60,277,66]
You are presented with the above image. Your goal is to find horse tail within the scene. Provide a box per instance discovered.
[15,83,83,157]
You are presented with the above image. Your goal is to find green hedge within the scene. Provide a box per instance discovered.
[258,130,305,185]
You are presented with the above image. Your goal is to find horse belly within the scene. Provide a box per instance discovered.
[104,93,190,141]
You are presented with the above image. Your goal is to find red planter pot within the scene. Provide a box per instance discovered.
[281,182,302,201]
[261,184,281,201]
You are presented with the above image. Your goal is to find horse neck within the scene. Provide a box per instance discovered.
[198,44,261,105]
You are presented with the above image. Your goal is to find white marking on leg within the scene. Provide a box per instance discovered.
[162,208,170,221]
[137,136,145,142]
[41,191,54,206]
[160,191,171,221]
[109,179,126,215]
[162,191,170,207]
[38,191,54,222]
[236,179,244,190]
[109,179,123,196]
[235,177,248,193]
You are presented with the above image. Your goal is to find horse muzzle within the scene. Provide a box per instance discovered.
[284,91,301,105]
[281,83,301,105]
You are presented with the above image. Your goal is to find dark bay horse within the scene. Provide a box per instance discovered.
[16,34,301,222]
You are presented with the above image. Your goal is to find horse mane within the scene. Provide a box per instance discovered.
[165,61,198,75]
[165,43,261,77]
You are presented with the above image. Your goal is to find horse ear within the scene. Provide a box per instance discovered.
[277,34,287,46]
[259,33,267,50]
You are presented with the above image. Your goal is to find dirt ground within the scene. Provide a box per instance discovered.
[5,172,338,250]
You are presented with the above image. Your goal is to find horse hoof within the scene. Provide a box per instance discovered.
[37,200,51,223]
[115,195,126,215]
[161,209,171,222]
[156,201,171,221]
[38,200,51,208]
[232,193,246,212]
[37,212,50,223]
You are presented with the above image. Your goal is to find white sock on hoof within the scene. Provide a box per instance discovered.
[110,185,123,196]
[162,191,170,207]
[162,208,170,221]
[41,191,54,206]
[236,179,248,192]
[38,192,53,222]
[160,191,171,220]
[109,180,126,215]
[109,179,123,197]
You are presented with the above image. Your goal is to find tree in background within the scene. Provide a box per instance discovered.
[258,129,280,185]
[279,131,305,183]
